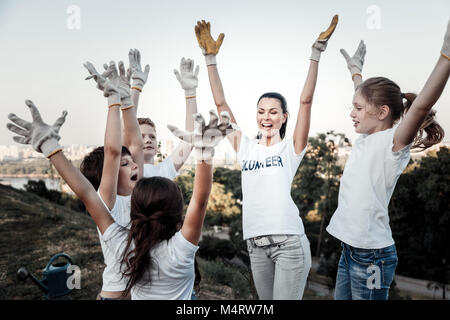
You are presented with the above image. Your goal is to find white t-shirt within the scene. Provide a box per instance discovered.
[97,156,179,291]
[143,156,179,180]
[101,222,199,300]
[237,134,307,240]
[326,128,411,249]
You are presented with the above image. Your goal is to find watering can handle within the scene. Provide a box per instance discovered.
[45,253,73,270]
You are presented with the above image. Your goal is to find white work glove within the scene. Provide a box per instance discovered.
[340,40,366,79]
[441,19,450,60]
[83,61,123,108]
[174,58,200,97]
[7,100,67,158]
[195,20,225,66]
[128,48,150,92]
[167,110,235,162]
[310,15,339,62]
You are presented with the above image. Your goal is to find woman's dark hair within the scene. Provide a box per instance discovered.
[357,77,444,151]
[121,177,184,298]
[80,146,132,190]
[257,92,289,140]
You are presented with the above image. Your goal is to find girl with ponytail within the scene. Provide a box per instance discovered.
[327,20,450,300]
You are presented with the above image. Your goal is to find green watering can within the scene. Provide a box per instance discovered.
[17,253,74,299]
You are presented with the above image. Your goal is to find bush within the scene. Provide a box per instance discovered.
[199,236,236,260]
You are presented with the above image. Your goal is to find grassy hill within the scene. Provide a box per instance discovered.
[0,184,104,299]
[0,184,236,300]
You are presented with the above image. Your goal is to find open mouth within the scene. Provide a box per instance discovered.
[130,173,138,182]
[261,123,273,129]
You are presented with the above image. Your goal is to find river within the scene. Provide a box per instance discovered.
[0,177,61,191]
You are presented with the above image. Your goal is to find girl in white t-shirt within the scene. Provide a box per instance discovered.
[193,16,338,299]
[327,20,450,300]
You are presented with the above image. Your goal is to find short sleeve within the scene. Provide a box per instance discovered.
[161,156,179,179]
[237,134,250,161]
[168,232,199,267]
[388,128,412,161]
[289,137,307,159]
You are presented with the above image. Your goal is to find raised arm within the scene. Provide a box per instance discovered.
[170,57,198,171]
[7,101,114,234]
[122,49,150,179]
[293,15,338,154]
[393,20,450,152]
[195,20,242,152]
[168,110,235,245]
[340,40,366,90]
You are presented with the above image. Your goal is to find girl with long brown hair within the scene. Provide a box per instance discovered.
[327,19,450,300]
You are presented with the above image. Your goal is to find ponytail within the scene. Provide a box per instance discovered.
[120,177,184,298]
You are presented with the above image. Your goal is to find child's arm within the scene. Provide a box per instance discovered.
[84,61,124,209]
[168,110,235,245]
[171,57,199,171]
[195,20,241,152]
[393,20,450,152]
[340,40,366,90]
[122,49,149,179]
[7,101,114,234]
[293,15,338,154]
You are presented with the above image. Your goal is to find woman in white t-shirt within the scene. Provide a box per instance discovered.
[193,16,338,299]
[327,20,450,300]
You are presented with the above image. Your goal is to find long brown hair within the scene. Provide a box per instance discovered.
[120,177,184,298]
[358,77,444,151]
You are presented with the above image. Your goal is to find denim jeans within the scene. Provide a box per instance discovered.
[246,234,311,300]
[334,242,398,300]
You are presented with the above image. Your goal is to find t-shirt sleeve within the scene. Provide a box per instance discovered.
[237,134,250,162]
[168,231,199,267]
[388,128,412,162]
[289,137,307,158]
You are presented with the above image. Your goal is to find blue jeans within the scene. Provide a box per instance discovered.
[247,234,311,300]
[334,242,398,300]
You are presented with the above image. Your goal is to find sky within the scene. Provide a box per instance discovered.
[1,0,449,149]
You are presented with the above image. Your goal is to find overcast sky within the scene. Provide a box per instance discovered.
[1,0,449,148]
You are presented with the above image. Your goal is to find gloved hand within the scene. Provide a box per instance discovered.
[7,100,67,158]
[117,60,133,109]
[128,48,150,91]
[441,19,450,60]
[167,110,235,162]
[340,40,366,79]
[195,20,225,66]
[83,61,122,107]
[310,14,339,62]
[174,57,200,97]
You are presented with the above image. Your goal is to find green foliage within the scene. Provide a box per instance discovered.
[199,236,237,260]
[389,147,450,286]
[24,180,86,214]
[213,167,242,203]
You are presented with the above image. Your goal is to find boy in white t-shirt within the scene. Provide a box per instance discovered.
[327,21,449,300]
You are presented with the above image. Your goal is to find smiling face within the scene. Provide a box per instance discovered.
[139,124,158,162]
[117,154,139,196]
[350,90,390,135]
[256,97,287,140]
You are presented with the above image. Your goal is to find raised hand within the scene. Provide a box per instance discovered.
[195,20,224,65]
[174,57,200,97]
[310,14,339,62]
[128,48,150,91]
[340,40,366,78]
[167,110,235,161]
[84,61,122,107]
[7,100,67,158]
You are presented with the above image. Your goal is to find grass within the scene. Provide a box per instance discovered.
[0,184,104,300]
